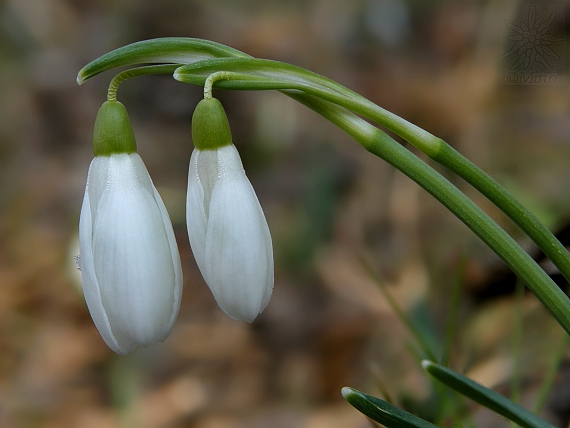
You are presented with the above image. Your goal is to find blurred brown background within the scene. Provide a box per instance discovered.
[1,0,570,426]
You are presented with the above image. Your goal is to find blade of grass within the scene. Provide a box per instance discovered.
[342,387,439,428]
[360,257,439,362]
[422,360,556,428]
[441,254,467,367]
[511,279,526,406]
[369,363,395,405]
[510,279,526,428]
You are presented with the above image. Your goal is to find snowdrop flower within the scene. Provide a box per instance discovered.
[79,101,182,355]
[187,97,273,322]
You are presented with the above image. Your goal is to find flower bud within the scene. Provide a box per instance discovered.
[187,98,273,322]
[79,102,182,354]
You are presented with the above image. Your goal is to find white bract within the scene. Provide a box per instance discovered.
[186,144,273,322]
[79,153,182,355]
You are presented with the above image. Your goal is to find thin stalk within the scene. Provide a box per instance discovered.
[369,363,395,405]
[441,255,467,367]
[533,332,569,414]
[511,280,525,407]
[288,92,570,336]
[107,65,180,101]
[361,258,439,362]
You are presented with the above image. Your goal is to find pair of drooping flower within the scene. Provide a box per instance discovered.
[78,96,273,355]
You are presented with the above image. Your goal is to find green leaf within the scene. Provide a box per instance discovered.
[342,387,439,428]
[421,360,556,428]
[174,57,442,155]
[77,37,249,85]
[174,57,358,98]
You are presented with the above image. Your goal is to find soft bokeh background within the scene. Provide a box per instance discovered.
[1,0,570,426]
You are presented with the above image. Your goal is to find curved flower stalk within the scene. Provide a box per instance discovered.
[186,98,273,322]
[79,101,183,354]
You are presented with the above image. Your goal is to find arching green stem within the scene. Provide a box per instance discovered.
[286,92,570,336]
[107,65,179,102]
[175,58,570,286]
[431,144,570,285]
[203,71,238,99]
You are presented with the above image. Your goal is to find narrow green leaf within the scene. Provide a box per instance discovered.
[174,57,441,155]
[342,387,439,428]
[441,255,467,367]
[511,279,526,406]
[77,37,248,85]
[421,360,556,428]
[359,257,439,362]
[174,57,359,99]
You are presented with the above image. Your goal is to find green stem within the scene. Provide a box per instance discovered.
[288,92,570,336]
[432,143,570,284]
[175,59,570,286]
[305,80,570,285]
[107,65,180,102]
[203,71,236,99]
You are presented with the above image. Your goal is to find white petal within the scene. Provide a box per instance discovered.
[151,182,183,334]
[195,149,218,217]
[186,149,208,276]
[79,164,133,354]
[204,145,273,322]
[80,153,182,354]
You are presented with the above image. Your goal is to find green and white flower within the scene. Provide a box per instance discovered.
[187,98,273,322]
[79,101,182,355]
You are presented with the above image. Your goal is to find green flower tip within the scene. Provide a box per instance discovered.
[92,100,137,156]
[192,97,232,151]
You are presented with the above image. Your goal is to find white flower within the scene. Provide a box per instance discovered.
[186,144,273,322]
[79,153,183,355]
